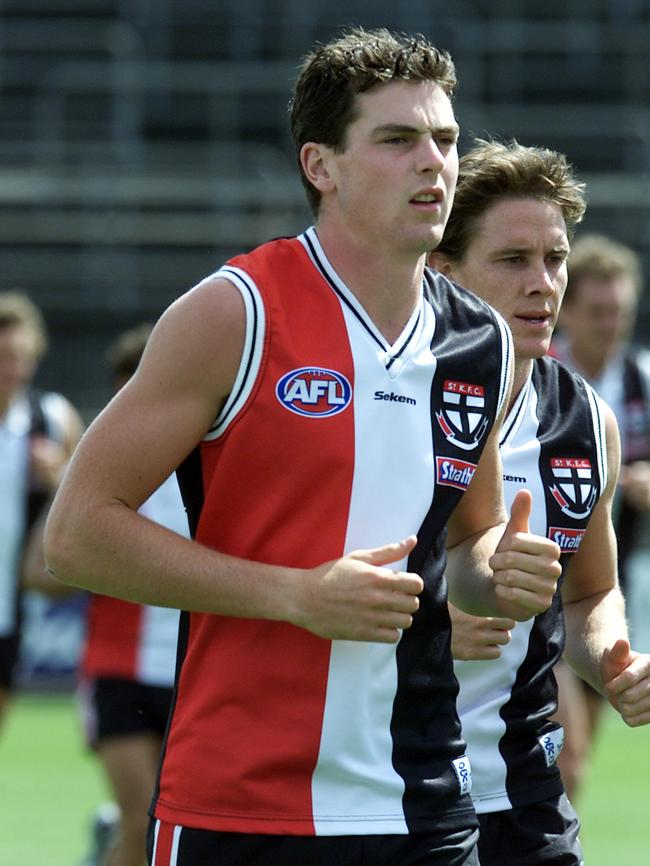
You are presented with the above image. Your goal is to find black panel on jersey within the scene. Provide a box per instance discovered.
[175,447,205,540]
[392,270,506,831]
[498,356,604,808]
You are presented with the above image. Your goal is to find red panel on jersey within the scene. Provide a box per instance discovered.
[155,238,356,833]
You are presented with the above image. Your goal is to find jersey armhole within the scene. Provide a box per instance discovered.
[493,309,514,420]
[585,383,608,495]
[202,266,266,441]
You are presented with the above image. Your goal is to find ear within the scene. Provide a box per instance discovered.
[300,142,336,194]
[428,251,454,278]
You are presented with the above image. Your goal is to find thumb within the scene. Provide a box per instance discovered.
[351,535,418,567]
[601,638,633,684]
[506,489,532,535]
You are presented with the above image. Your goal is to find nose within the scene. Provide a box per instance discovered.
[416,136,446,173]
[525,264,557,297]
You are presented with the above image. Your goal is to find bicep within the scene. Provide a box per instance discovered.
[58,278,246,512]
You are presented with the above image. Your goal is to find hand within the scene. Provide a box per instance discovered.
[295,536,423,643]
[449,602,515,660]
[30,436,68,492]
[490,490,561,622]
[602,639,650,727]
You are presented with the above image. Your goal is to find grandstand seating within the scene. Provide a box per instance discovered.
[1,0,648,414]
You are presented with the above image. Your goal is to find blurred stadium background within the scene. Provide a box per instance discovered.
[1,0,649,419]
[2,5,650,862]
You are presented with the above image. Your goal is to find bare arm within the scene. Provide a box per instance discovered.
[446,409,562,622]
[22,511,79,598]
[562,404,650,725]
[44,277,423,643]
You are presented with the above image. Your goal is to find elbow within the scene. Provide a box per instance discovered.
[43,506,80,587]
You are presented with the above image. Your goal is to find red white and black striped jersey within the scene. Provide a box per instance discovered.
[153,230,512,836]
[455,356,607,813]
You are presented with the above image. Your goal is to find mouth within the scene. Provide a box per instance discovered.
[410,189,443,209]
[516,312,552,326]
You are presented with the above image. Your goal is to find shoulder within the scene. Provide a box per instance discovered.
[424,267,512,348]
[424,267,499,322]
[534,354,609,413]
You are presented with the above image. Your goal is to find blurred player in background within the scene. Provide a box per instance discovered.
[24,323,187,866]
[430,138,650,866]
[0,290,83,729]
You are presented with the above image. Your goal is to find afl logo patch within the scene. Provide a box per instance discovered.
[276,367,352,418]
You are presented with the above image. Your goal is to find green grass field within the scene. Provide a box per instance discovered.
[0,691,648,865]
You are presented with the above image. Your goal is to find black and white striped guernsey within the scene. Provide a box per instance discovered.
[454,355,607,813]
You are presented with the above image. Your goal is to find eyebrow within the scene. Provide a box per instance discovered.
[495,242,570,255]
[372,122,460,137]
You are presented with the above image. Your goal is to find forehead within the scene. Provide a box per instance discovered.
[352,78,457,131]
[473,197,568,248]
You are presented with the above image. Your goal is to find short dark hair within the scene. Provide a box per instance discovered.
[436,138,586,262]
[290,26,457,215]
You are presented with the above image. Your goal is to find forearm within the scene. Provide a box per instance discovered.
[563,587,628,693]
[44,496,425,644]
[44,499,299,621]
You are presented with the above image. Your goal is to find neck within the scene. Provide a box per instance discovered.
[314,223,426,344]
[508,358,534,412]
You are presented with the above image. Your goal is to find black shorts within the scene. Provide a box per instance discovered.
[147,820,480,866]
[80,676,173,748]
[0,631,20,689]
[477,794,583,866]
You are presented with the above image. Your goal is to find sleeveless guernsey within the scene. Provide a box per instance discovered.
[152,230,512,835]
[455,356,607,813]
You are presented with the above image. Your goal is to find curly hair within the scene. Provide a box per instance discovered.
[436,138,586,262]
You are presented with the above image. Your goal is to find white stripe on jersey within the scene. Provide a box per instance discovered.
[311,283,438,833]
[584,383,608,494]
[203,265,266,441]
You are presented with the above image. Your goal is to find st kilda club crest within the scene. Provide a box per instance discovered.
[436,379,490,451]
[549,457,597,520]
